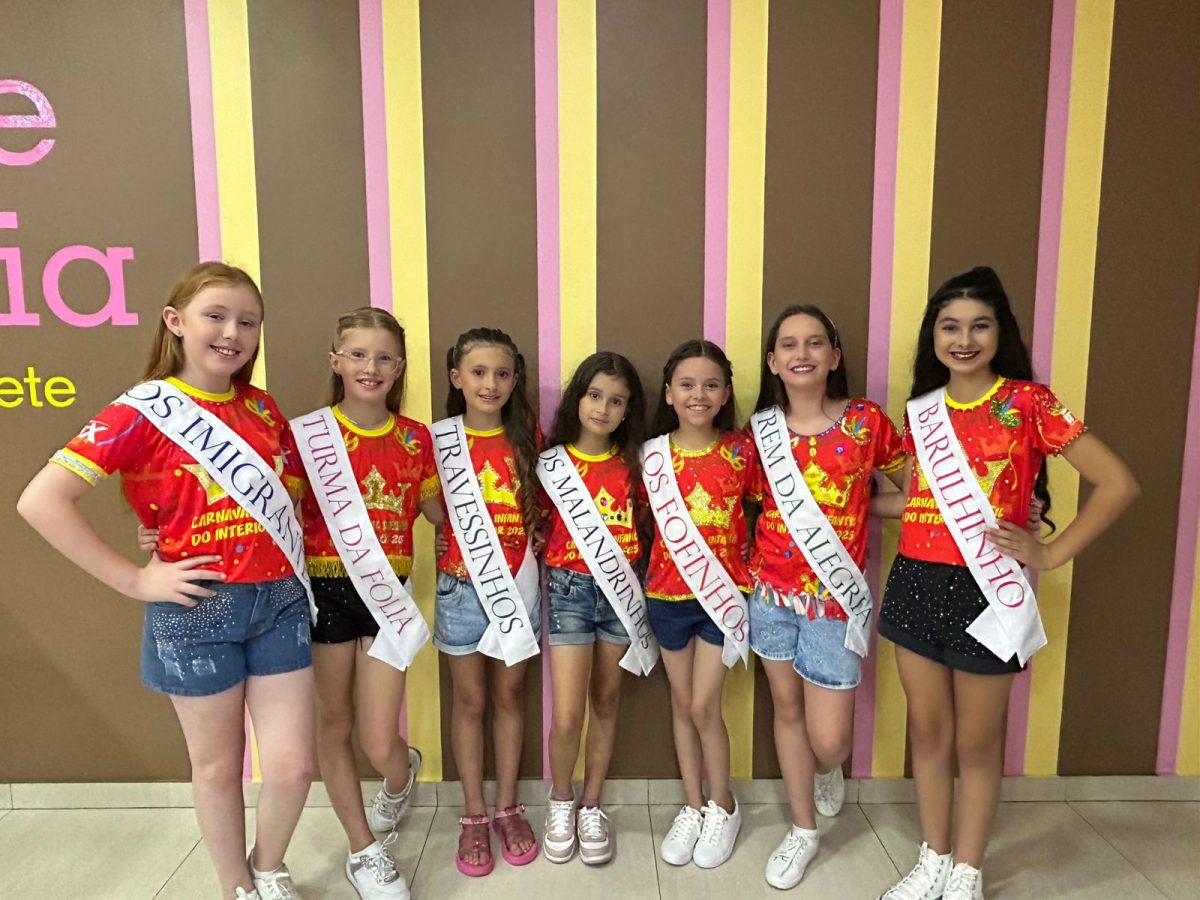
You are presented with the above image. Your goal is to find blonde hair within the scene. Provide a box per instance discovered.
[326,307,408,414]
[142,262,263,383]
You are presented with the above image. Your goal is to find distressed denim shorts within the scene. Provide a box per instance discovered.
[433,572,541,656]
[748,582,862,690]
[140,576,312,697]
[547,566,631,647]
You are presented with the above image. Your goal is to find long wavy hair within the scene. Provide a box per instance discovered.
[446,327,541,541]
[910,266,1053,530]
[754,304,849,413]
[650,339,738,436]
[142,262,262,384]
[548,350,647,494]
[326,307,407,414]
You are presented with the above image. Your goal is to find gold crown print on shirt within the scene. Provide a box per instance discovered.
[362,465,410,513]
[684,483,737,529]
[594,487,633,528]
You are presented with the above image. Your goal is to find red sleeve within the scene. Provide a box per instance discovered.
[1031,384,1086,455]
[50,402,147,485]
[900,409,915,456]
[417,423,441,501]
[873,405,907,473]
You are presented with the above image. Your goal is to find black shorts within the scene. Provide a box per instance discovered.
[878,554,1024,676]
[311,577,380,644]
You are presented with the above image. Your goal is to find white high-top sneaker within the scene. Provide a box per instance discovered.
[345,835,410,899]
[692,797,741,869]
[542,791,578,863]
[943,861,984,900]
[814,766,846,817]
[764,824,819,889]
[659,805,704,865]
[368,746,423,833]
[878,842,952,899]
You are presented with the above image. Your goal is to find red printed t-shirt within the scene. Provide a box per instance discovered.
[50,377,305,583]
[542,444,641,574]
[301,407,439,579]
[750,400,905,618]
[437,426,534,579]
[645,431,758,601]
[898,377,1086,566]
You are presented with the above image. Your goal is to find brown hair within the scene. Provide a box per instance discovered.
[326,307,408,414]
[142,262,263,384]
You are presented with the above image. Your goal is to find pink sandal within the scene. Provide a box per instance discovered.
[456,814,494,877]
[492,803,539,866]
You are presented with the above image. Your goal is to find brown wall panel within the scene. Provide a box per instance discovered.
[247,0,372,420]
[1,1,201,779]
[595,0,708,777]
[1059,0,1200,775]
[419,0,542,778]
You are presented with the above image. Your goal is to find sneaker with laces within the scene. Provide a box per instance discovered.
[943,862,983,900]
[878,842,951,900]
[346,834,410,899]
[543,792,578,863]
[659,805,704,865]
[250,860,302,900]
[814,767,846,817]
[233,889,260,900]
[692,797,741,869]
[577,805,612,865]
[368,746,423,833]
[764,824,819,889]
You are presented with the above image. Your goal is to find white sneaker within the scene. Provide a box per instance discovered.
[764,825,819,889]
[250,861,302,900]
[660,805,704,865]
[814,767,846,817]
[944,862,984,900]
[878,842,951,899]
[368,746,423,832]
[692,797,741,869]
[346,835,410,899]
[543,792,578,863]
[577,805,613,865]
[233,889,260,900]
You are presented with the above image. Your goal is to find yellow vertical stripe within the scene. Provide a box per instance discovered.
[207,0,266,388]
[722,0,769,780]
[381,0,441,780]
[1025,1,1113,776]
[1179,549,1200,774]
[873,0,942,778]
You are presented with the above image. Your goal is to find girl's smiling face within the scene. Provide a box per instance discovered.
[577,373,631,441]
[451,344,517,416]
[665,356,730,429]
[165,284,262,389]
[330,326,405,408]
[767,313,841,391]
[933,298,999,379]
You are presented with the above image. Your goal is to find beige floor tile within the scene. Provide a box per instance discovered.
[412,804,658,898]
[0,809,200,899]
[12,781,175,809]
[0,810,10,825]
[651,803,899,899]
[860,801,1167,898]
[436,778,547,809]
[1071,802,1200,900]
[1066,776,1200,802]
[157,806,433,898]
[1,784,11,810]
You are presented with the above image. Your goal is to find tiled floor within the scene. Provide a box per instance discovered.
[0,794,1195,899]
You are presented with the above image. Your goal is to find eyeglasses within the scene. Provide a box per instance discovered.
[333,350,405,374]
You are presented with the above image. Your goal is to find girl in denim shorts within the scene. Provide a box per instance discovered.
[746,306,906,890]
[19,264,313,900]
[537,352,648,867]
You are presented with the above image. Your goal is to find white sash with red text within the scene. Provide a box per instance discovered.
[750,407,873,657]
[290,408,430,670]
[431,416,540,665]
[114,380,315,621]
[640,435,749,668]
[537,445,658,675]
[907,389,1047,665]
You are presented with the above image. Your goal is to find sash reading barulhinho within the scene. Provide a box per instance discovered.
[289,408,430,670]
[641,435,749,668]
[906,389,1047,665]
[431,416,539,666]
[749,406,873,657]
[536,445,659,675]
[114,380,315,620]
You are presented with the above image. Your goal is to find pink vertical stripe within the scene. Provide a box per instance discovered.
[534,0,560,779]
[358,0,393,311]
[1157,293,1200,773]
[851,0,904,779]
[1006,0,1076,776]
[183,0,221,261]
[702,0,731,344]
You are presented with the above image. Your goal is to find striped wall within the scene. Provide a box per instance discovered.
[3,0,1199,782]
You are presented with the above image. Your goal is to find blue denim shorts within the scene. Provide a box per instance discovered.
[433,571,542,656]
[748,583,862,690]
[547,566,631,647]
[647,597,729,652]
[140,576,312,697]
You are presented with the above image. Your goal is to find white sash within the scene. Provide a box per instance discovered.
[907,389,1047,665]
[536,445,658,675]
[640,435,749,668]
[289,408,430,670]
[430,416,539,665]
[115,380,315,620]
[750,407,873,657]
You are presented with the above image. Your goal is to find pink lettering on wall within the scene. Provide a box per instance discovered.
[0,80,57,166]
